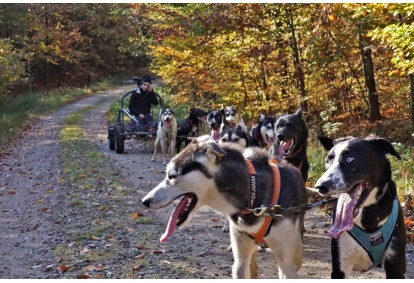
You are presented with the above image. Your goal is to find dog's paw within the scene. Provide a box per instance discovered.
[150,158,155,162]
[257,244,272,253]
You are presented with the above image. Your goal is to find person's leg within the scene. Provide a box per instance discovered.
[145,114,157,131]
[137,116,147,131]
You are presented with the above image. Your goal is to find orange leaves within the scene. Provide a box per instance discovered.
[405,216,414,243]
[40,207,48,212]
[130,212,144,219]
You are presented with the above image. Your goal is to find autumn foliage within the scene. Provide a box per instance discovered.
[1,3,414,141]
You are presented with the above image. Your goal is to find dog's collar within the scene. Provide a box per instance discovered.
[241,159,281,244]
[287,144,304,159]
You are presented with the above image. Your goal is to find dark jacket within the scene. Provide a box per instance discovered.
[128,88,159,116]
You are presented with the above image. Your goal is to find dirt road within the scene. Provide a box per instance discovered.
[0,86,412,279]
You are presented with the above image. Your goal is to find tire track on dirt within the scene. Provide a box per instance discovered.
[0,87,129,278]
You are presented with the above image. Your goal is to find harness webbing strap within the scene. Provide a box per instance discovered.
[245,159,257,208]
[249,162,281,244]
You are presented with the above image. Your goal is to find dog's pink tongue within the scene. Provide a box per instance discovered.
[211,129,220,141]
[329,192,357,238]
[164,120,171,128]
[278,140,292,160]
[160,195,189,243]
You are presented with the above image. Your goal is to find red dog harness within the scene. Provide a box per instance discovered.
[243,159,281,244]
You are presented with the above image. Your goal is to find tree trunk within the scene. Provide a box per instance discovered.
[359,33,381,122]
[286,9,307,112]
[44,5,49,93]
[409,74,414,125]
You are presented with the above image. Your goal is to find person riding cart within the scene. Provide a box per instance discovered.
[128,75,159,132]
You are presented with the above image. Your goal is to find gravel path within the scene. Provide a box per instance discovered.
[0,86,412,279]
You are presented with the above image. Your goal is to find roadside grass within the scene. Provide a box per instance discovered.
[0,77,121,153]
[56,105,181,278]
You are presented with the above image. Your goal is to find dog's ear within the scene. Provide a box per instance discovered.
[318,135,334,151]
[195,141,227,164]
[206,142,227,157]
[260,113,265,122]
[295,105,303,117]
[220,115,229,132]
[366,136,401,160]
[238,116,247,133]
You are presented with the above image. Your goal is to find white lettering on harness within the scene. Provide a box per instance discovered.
[250,174,256,207]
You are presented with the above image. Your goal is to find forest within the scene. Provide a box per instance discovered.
[1,3,414,143]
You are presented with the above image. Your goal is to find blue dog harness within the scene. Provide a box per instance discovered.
[347,198,399,267]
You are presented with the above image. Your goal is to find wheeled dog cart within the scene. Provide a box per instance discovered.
[107,77,164,154]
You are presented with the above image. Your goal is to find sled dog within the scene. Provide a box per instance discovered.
[151,108,177,165]
[315,135,406,278]
[143,141,308,278]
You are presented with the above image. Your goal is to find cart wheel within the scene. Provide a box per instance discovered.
[108,126,115,150]
[114,124,125,154]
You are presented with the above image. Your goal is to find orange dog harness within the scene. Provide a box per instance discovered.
[244,159,281,244]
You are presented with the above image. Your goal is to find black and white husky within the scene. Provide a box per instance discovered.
[221,105,239,127]
[207,110,224,141]
[315,135,406,278]
[219,116,250,149]
[142,141,308,278]
[250,114,276,149]
[151,108,177,165]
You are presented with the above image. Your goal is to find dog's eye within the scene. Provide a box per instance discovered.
[221,138,227,142]
[233,138,240,142]
[346,157,354,163]
[168,170,178,179]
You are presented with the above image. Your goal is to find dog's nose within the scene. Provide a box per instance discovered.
[142,198,150,208]
[277,134,284,141]
[315,185,329,194]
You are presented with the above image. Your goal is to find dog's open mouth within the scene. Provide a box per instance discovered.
[265,134,275,145]
[211,128,220,141]
[277,138,295,160]
[160,192,198,243]
[329,181,371,238]
[163,118,172,128]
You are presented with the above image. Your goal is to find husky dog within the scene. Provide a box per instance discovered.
[221,105,239,127]
[250,114,276,149]
[219,116,250,149]
[315,135,406,279]
[151,108,177,165]
[219,116,251,233]
[270,106,309,182]
[142,141,308,278]
[207,110,224,141]
[176,107,208,153]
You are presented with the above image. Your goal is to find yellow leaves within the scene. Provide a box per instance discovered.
[328,14,334,21]
[389,69,399,76]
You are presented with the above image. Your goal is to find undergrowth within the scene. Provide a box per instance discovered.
[0,77,122,154]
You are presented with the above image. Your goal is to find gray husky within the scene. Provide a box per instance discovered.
[142,140,308,278]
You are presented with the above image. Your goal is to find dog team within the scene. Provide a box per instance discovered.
[142,103,406,279]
